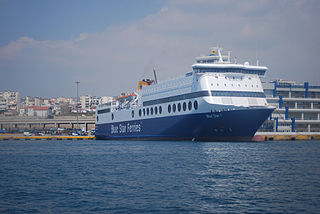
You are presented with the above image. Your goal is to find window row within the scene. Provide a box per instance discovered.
[130,100,199,118]
[168,100,198,113]
[133,105,163,118]
[211,83,259,88]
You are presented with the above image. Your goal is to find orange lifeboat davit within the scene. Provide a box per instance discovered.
[138,79,155,91]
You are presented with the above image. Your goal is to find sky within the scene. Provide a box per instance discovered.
[1,0,320,98]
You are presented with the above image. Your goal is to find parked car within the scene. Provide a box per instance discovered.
[23,132,32,136]
[72,132,80,136]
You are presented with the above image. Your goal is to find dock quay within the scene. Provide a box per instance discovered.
[255,132,320,141]
[0,134,95,141]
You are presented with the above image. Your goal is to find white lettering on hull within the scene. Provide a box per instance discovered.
[111,122,142,134]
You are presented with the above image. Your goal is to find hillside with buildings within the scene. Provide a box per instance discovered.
[0,91,112,118]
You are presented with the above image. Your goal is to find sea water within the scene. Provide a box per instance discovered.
[0,140,319,213]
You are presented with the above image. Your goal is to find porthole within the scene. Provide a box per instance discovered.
[151,107,153,115]
[143,108,145,116]
[245,84,247,87]
[159,106,162,114]
[194,100,198,110]
[111,113,114,120]
[224,83,227,86]
[215,76,218,79]
[147,108,149,116]
[256,85,258,88]
[155,106,158,115]
[168,104,171,113]
[173,103,176,112]
[139,109,142,117]
[217,83,219,86]
[178,103,181,112]
[188,101,192,110]
[131,110,134,118]
[183,102,187,111]
[251,85,253,87]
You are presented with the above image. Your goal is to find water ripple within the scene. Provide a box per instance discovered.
[0,140,319,213]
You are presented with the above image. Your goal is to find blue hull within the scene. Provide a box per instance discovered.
[95,107,273,141]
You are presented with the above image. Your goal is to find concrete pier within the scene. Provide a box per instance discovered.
[0,134,95,140]
[255,132,320,141]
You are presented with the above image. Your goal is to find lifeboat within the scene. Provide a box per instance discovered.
[138,79,155,91]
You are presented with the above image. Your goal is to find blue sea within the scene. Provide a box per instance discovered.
[0,140,320,213]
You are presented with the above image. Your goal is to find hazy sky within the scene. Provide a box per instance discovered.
[1,0,319,98]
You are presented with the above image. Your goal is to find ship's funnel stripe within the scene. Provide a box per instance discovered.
[143,91,265,106]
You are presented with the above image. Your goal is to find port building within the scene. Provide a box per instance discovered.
[259,80,320,133]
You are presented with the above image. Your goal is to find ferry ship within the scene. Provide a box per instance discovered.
[95,48,274,141]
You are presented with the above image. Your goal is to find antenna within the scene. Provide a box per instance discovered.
[227,51,231,63]
[217,48,223,63]
[153,68,158,84]
[255,40,259,66]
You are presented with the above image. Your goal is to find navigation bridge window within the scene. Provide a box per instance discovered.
[193,68,266,75]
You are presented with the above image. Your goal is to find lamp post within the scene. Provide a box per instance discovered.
[75,81,80,130]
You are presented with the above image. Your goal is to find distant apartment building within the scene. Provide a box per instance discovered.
[259,80,320,133]
[79,95,114,112]
[53,97,76,115]
[20,106,53,117]
[0,91,20,114]
[25,96,42,106]
[0,98,7,112]
[80,95,100,112]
